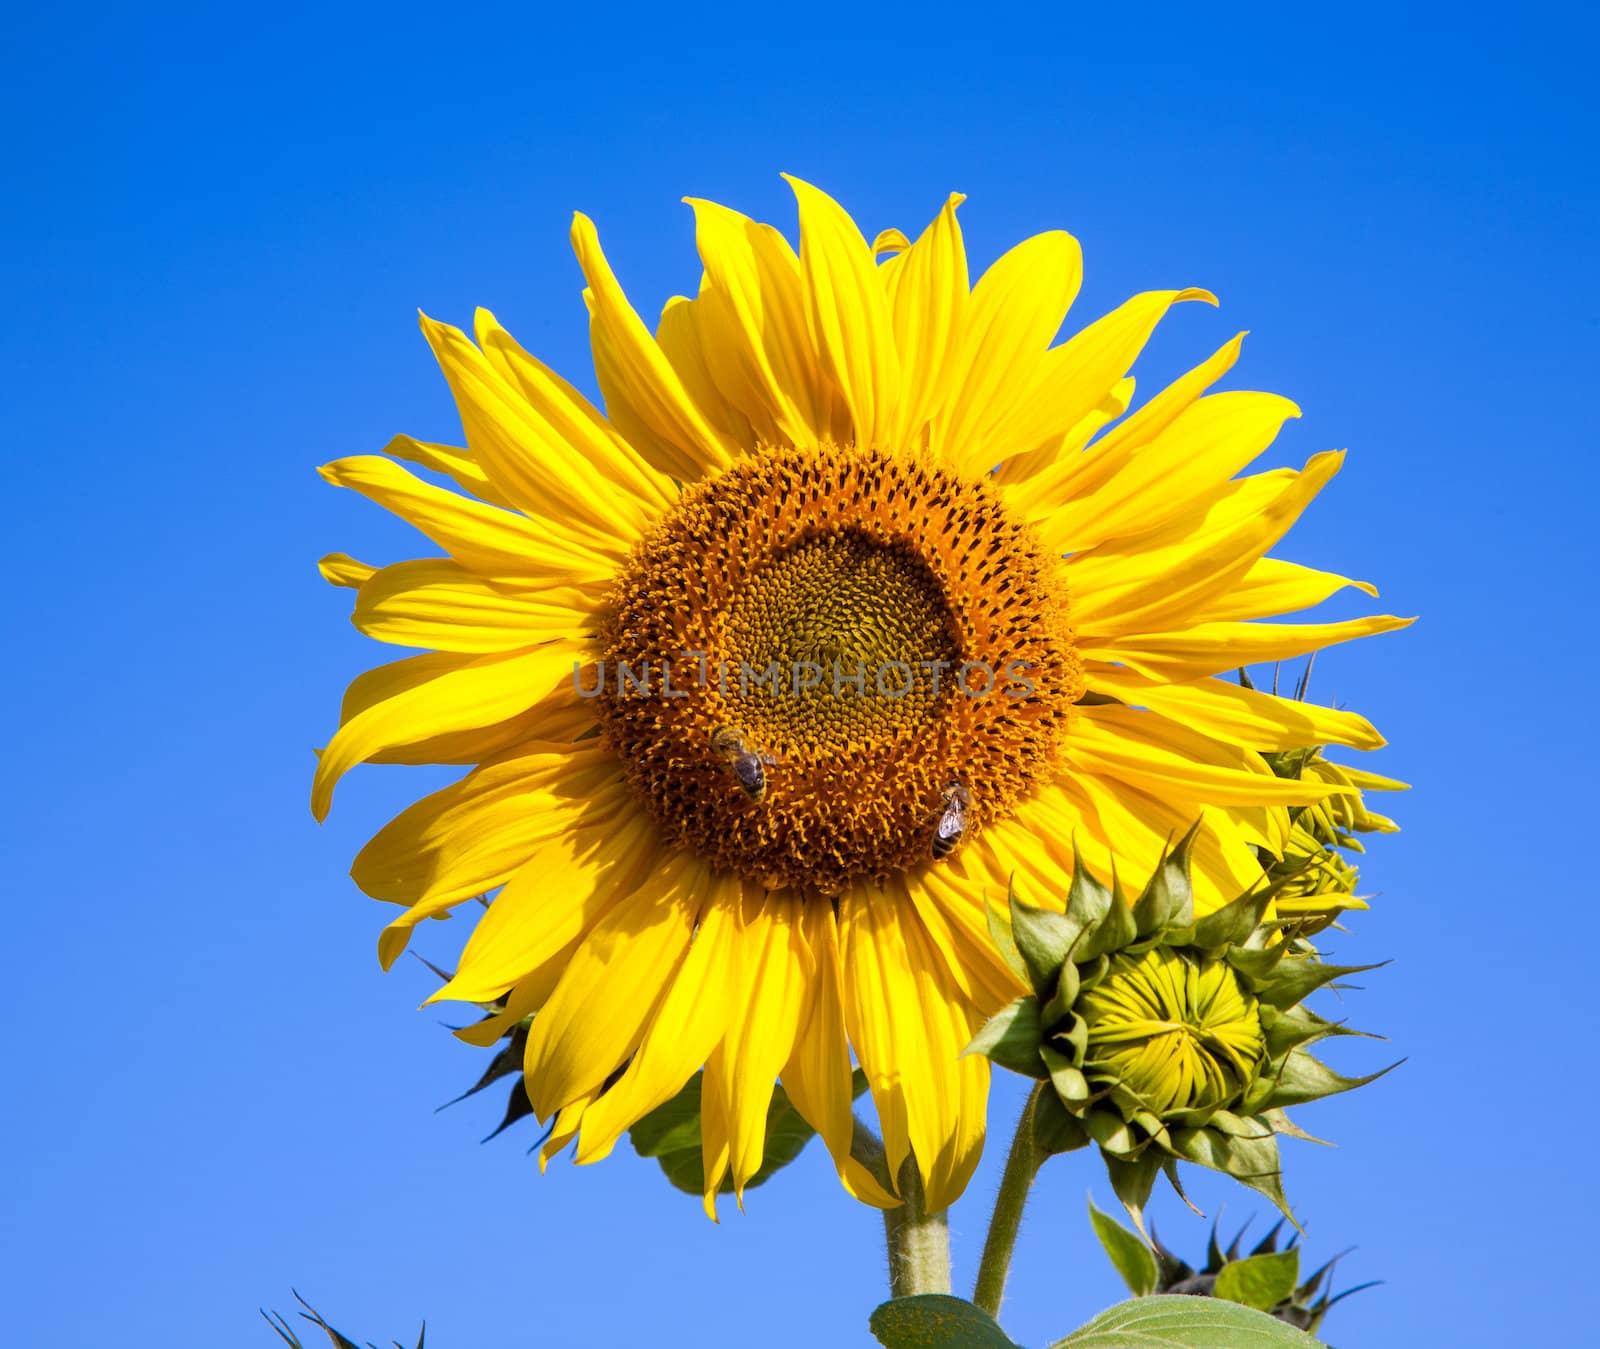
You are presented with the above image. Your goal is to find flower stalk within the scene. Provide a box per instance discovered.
[883,1160,951,1297]
[972,1083,1046,1316]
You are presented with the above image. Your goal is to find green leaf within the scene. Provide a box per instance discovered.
[629,1070,868,1196]
[965,997,1047,1078]
[869,1295,1021,1349]
[1214,1250,1302,1311]
[1088,1195,1158,1296]
[1050,1294,1329,1347]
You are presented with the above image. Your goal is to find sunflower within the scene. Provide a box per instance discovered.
[313,177,1409,1216]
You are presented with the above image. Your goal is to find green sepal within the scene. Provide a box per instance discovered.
[1009,885,1076,997]
[1131,827,1198,937]
[1065,843,1114,943]
[1257,1050,1402,1111]
[1194,886,1273,951]
[630,1069,868,1196]
[440,1021,528,1112]
[1103,1149,1163,1235]
[1041,956,1083,1028]
[1088,1194,1158,1296]
[1045,1007,1090,1067]
[986,891,1029,986]
[1213,1249,1302,1311]
[1255,959,1387,1010]
[965,997,1048,1078]
[1084,1106,1142,1157]
[1227,946,1287,987]
[1259,1003,1351,1058]
[1032,1088,1090,1156]
[1041,1044,1092,1109]
[869,1295,1020,1349]
[1075,884,1139,962]
[1169,1117,1293,1224]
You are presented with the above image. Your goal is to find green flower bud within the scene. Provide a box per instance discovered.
[1080,948,1264,1118]
[968,824,1397,1231]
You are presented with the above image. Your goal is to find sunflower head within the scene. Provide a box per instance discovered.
[314,176,1411,1215]
[596,439,1082,895]
[970,826,1396,1229]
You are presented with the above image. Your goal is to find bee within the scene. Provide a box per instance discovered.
[931,781,970,859]
[710,725,779,803]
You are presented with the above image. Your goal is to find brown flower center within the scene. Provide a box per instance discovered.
[593,443,1082,894]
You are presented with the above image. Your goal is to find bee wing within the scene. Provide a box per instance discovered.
[937,798,967,838]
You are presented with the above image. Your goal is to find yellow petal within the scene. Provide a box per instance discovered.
[1086,666,1386,752]
[312,643,581,820]
[431,810,661,1000]
[684,198,823,445]
[573,874,744,1163]
[784,174,901,449]
[418,314,649,555]
[722,891,810,1196]
[781,902,900,1208]
[318,455,614,589]
[471,308,681,515]
[1038,389,1300,555]
[1082,614,1416,681]
[840,884,988,1209]
[366,685,596,766]
[317,552,375,589]
[571,212,737,481]
[938,230,1083,471]
[1070,702,1356,808]
[884,192,969,448]
[904,866,1027,1011]
[538,1088,595,1173]
[1067,453,1343,638]
[518,845,706,1118]
[1038,776,1266,914]
[353,741,621,908]
[656,289,759,445]
[872,226,912,256]
[351,557,595,653]
[1190,556,1378,622]
[380,433,516,510]
[984,288,1216,474]
[700,1043,733,1219]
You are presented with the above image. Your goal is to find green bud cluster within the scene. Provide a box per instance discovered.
[1088,1198,1377,1335]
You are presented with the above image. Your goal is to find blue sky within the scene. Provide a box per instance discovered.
[5,3,1595,1345]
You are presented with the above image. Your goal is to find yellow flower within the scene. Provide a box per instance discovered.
[312,178,1410,1215]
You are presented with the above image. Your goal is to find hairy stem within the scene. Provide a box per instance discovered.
[973,1084,1045,1317]
[853,1112,952,1297]
[883,1158,951,1297]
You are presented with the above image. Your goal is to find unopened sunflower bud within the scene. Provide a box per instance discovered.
[968,824,1397,1231]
